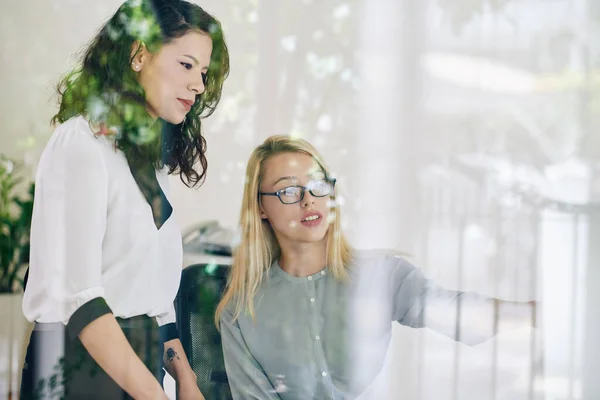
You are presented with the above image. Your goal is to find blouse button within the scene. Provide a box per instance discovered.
[308,276,313,281]
[320,271,326,275]
[310,298,315,303]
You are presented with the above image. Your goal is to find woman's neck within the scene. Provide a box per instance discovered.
[278,240,327,277]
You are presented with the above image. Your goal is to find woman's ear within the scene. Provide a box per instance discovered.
[130,41,150,72]
[259,204,268,220]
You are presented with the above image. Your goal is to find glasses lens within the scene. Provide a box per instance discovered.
[309,180,333,197]
[279,186,303,204]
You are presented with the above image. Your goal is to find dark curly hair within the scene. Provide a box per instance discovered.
[51,0,230,187]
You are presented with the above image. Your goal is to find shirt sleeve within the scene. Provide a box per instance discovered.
[220,306,281,400]
[27,125,110,330]
[390,256,496,346]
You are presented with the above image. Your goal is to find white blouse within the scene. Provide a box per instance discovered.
[22,116,183,327]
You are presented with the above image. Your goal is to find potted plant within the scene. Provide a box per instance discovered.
[0,155,34,399]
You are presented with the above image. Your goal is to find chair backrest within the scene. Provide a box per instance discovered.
[175,263,232,400]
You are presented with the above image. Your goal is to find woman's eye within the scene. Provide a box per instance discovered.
[180,62,193,70]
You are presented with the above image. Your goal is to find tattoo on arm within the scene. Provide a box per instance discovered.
[164,347,180,364]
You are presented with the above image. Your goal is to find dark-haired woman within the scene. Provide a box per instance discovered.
[20,0,229,398]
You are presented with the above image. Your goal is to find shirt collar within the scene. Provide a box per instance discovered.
[270,259,328,283]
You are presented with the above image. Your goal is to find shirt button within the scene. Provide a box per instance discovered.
[320,271,326,275]
[322,371,328,377]
[308,276,313,281]
[315,335,320,340]
[310,298,315,303]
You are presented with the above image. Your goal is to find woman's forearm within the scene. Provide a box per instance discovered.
[78,314,168,399]
[162,338,196,383]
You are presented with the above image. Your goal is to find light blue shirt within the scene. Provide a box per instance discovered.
[220,250,495,399]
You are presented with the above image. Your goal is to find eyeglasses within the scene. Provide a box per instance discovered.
[259,178,337,205]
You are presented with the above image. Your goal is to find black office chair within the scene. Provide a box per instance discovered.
[175,263,232,400]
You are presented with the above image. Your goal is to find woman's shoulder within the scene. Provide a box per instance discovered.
[349,248,416,275]
[40,116,116,166]
[351,248,410,264]
[34,116,120,182]
[49,116,113,148]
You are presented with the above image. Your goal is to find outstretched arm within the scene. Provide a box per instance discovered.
[391,257,538,345]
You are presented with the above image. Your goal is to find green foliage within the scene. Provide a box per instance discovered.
[0,156,34,293]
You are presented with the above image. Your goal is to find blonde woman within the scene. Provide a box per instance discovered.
[215,135,537,399]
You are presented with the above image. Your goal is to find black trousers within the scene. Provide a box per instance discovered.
[20,315,165,399]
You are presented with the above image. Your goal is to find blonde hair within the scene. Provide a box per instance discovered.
[215,135,353,327]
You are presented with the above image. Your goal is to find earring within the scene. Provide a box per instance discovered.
[132,62,140,71]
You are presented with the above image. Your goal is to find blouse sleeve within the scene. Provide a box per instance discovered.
[220,306,281,399]
[390,256,496,346]
[25,125,112,336]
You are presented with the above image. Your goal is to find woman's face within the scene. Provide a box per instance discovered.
[132,30,212,124]
[258,152,335,246]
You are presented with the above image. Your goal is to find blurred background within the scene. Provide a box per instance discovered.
[1,0,599,399]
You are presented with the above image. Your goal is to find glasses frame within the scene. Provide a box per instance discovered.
[259,178,337,205]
